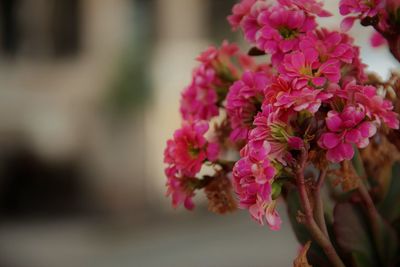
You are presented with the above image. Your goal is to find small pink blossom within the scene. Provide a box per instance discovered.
[275,85,332,113]
[330,81,399,129]
[226,71,270,141]
[164,121,219,177]
[242,1,270,43]
[318,105,377,162]
[197,41,239,65]
[299,29,356,64]
[228,0,257,30]
[256,6,317,60]
[278,0,332,17]
[248,104,295,165]
[280,49,341,89]
[339,0,384,18]
[250,199,282,230]
[232,140,280,229]
[180,41,247,121]
[264,77,332,114]
[165,167,195,210]
[339,0,385,31]
[180,66,220,120]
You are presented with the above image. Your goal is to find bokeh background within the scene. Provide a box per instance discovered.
[0,0,397,267]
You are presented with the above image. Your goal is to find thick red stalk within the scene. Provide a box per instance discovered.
[314,168,329,238]
[296,150,345,267]
[388,34,400,63]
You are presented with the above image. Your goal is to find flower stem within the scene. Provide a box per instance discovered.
[296,150,345,267]
[314,168,329,238]
[388,34,400,64]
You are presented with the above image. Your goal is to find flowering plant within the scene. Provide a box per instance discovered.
[163,0,400,266]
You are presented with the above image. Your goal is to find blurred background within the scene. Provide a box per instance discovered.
[0,0,397,267]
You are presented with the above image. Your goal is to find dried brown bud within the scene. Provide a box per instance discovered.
[331,161,359,192]
[361,133,400,200]
[204,174,237,214]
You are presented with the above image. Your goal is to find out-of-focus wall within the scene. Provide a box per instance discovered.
[0,0,146,219]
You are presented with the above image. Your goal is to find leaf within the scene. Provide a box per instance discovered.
[378,161,400,222]
[334,202,379,267]
[351,252,372,267]
[294,241,313,267]
[333,202,399,266]
[374,213,399,267]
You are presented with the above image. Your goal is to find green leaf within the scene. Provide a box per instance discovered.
[378,161,400,222]
[333,202,399,266]
[351,251,372,267]
[375,213,399,266]
[334,202,379,267]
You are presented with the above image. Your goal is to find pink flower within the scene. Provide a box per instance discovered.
[340,46,368,83]
[256,6,317,61]
[318,105,377,162]
[180,66,220,120]
[228,0,257,30]
[278,0,332,17]
[339,0,385,31]
[180,41,245,121]
[299,29,356,64]
[248,104,295,165]
[280,49,341,89]
[339,0,383,18]
[226,71,270,141]
[330,81,399,129]
[242,1,270,43]
[370,31,387,47]
[164,121,219,177]
[250,199,282,230]
[264,76,332,114]
[197,41,239,65]
[165,167,195,210]
[298,29,368,83]
[275,86,332,113]
[356,87,399,129]
[232,140,280,229]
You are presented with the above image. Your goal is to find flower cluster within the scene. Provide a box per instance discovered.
[164,0,399,232]
[180,41,255,121]
[338,0,400,60]
[164,121,219,209]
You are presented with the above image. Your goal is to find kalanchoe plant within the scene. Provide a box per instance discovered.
[163,0,400,266]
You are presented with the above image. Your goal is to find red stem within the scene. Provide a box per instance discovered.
[388,35,400,64]
[296,149,345,267]
[314,168,329,238]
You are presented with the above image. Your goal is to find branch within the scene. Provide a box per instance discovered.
[296,149,345,267]
[314,167,329,238]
